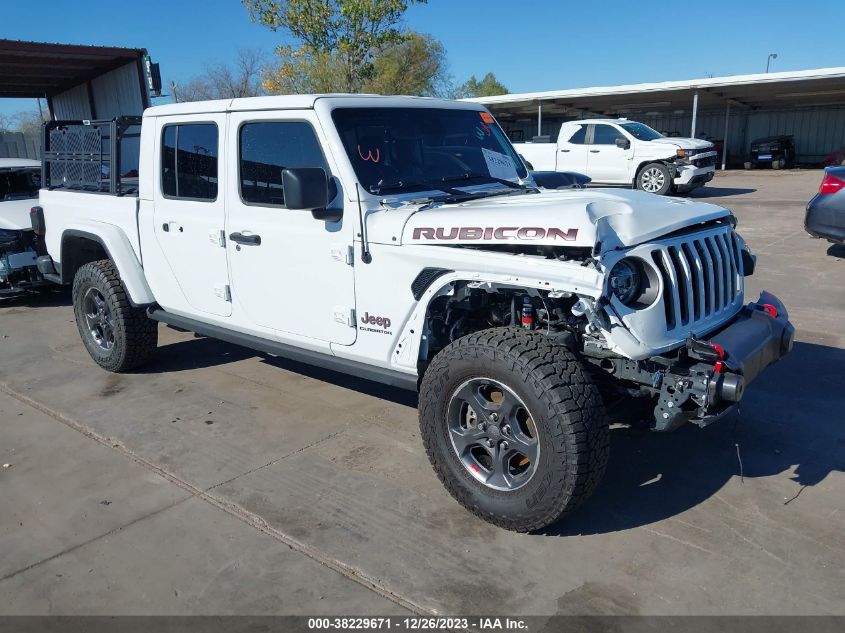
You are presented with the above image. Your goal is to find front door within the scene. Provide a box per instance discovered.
[586,124,632,183]
[153,114,232,317]
[226,111,356,345]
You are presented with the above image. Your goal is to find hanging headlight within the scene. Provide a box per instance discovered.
[608,258,644,306]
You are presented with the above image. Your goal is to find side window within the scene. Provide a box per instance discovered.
[592,124,626,145]
[567,125,587,145]
[239,121,329,206]
[160,123,218,200]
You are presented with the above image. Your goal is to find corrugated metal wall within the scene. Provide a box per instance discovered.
[51,60,146,121]
[52,82,92,120]
[502,105,845,166]
[0,131,40,159]
[90,62,145,118]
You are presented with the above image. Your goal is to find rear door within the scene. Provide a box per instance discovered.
[152,114,232,317]
[586,124,631,183]
[556,124,589,173]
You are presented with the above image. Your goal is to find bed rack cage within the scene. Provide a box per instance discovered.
[42,117,142,195]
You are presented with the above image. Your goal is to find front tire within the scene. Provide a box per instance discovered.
[419,328,609,532]
[636,162,673,195]
[72,260,158,372]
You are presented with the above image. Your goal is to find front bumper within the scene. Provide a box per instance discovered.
[651,291,794,431]
[673,164,715,191]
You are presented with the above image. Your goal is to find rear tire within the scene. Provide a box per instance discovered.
[636,162,673,195]
[419,328,609,532]
[72,260,158,372]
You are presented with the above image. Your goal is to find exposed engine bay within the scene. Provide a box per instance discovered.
[420,279,781,433]
[0,229,45,295]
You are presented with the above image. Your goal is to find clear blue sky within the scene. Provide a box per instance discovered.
[2,0,843,117]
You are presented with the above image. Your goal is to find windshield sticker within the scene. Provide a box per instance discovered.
[482,147,519,182]
[480,112,495,124]
[357,145,380,163]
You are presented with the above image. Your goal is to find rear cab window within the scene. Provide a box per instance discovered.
[161,123,219,201]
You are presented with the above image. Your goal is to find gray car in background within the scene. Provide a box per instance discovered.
[805,167,845,244]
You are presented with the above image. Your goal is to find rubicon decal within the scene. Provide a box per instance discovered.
[360,311,392,335]
[412,226,578,241]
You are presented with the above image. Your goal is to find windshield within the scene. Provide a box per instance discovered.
[0,167,40,201]
[332,107,528,194]
[620,122,664,141]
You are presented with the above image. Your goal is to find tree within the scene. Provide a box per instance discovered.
[453,72,508,99]
[243,0,427,92]
[173,49,266,102]
[0,109,48,135]
[365,32,448,97]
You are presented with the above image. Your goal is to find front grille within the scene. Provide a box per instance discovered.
[692,154,717,168]
[649,226,743,332]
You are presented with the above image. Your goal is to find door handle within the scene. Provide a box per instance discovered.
[162,222,183,233]
[590,150,601,153]
[560,149,570,153]
[229,232,261,246]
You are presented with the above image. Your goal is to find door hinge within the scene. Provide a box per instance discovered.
[215,284,232,302]
[333,306,355,327]
[331,244,354,266]
[210,230,226,247]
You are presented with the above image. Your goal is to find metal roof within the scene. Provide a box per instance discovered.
[0,39,147,99]
[465,67,845,118]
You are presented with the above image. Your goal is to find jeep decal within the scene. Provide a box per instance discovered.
[411,226,578,241]
[360,312,392,335]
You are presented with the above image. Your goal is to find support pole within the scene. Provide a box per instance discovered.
[537,102,543,138]
[690,91,699,138]
[721,102,730,170]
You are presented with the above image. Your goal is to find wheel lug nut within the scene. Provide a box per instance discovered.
[490,413,498,422]
[486,439,494,448]
[501,441,509,450]
[502,424,511,435]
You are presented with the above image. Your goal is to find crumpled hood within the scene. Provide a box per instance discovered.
[0,199,35,231]
[399,188,731,252]
[649,137,714,151]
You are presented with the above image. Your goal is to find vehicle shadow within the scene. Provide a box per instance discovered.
[140,332,419,407]
[544,340,844,536]
[687,186,757,198]
[0,286,71,309]
[826,244,845,259]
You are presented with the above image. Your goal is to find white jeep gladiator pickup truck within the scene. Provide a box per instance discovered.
[34,96,794,531]
[515,119,718,195]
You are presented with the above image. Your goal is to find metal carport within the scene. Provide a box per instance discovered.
[0,39,155,120]
[467,68,845,167]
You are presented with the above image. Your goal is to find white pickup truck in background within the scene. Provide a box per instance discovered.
[515,119,717,195]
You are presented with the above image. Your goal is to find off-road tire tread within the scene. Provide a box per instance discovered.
[72,260,157,372]
[419,328,609,532]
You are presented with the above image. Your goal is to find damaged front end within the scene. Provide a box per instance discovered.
[0,228,48,296]
[584,292,795,431]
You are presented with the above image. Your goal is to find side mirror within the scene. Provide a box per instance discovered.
[282,167,330,215]
[615,138,631,150]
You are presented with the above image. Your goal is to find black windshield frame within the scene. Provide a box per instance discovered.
[331,107,528,195]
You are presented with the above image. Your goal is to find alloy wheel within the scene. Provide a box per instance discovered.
[446,377,540,491]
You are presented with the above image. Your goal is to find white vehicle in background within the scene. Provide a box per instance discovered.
[515,119,717,195]
[0,158,49,295]
[34,96,793,532]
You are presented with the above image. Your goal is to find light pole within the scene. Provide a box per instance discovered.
[766,53,778,73]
